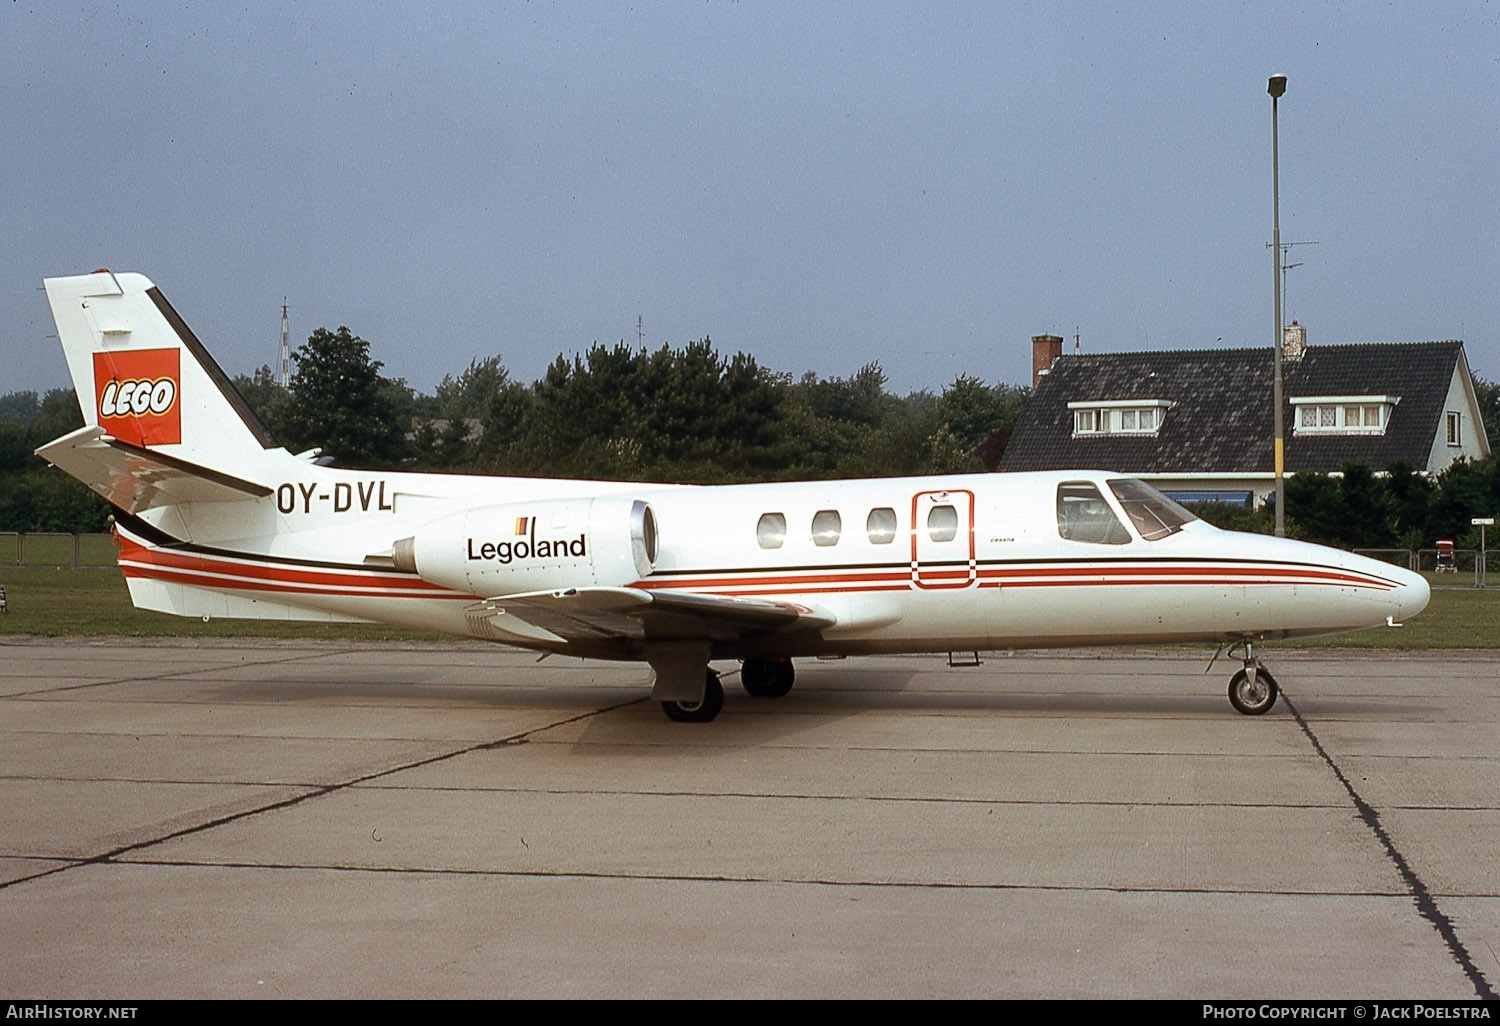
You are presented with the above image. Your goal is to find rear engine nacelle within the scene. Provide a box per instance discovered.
[392,497,657,595]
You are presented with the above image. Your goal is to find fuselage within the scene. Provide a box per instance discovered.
[113,459,1431,661]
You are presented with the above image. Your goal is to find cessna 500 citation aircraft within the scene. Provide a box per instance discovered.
[36,270,1431,722]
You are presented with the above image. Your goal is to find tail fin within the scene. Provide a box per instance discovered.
[38,270,285,513]
[44,270,278,465]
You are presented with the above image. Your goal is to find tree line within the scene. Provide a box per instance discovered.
[2,325,1496,551]
[0,328,1027,532]
[230,327,1028,483]
[1192,458,1500,552]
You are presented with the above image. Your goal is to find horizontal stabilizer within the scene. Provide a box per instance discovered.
[464,586,834,647]
[36,426,270,513]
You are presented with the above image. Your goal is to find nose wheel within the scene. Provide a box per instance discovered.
[1225,641,1279,715]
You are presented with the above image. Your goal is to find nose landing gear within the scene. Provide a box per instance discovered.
[1222,640,1279,715]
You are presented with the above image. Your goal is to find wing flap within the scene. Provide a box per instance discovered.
[35,426,270,513]
[464,586,834,647]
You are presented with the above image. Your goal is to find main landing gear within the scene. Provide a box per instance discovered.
[741,657,795,698]
[654,658,797,723]
[1223,640,1279,716]
[661,668,724,724]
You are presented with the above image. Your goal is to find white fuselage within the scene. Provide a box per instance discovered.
[113,458,1431,661]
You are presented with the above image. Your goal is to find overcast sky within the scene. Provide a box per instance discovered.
[4,1,1496,401]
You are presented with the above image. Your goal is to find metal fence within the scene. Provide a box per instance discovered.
[1352,548,1416,570]
[0,532,117,567]
[1354,547,1497,580]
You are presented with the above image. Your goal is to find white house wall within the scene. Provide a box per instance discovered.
[1426,353,1492,472]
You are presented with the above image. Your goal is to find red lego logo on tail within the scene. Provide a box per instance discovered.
[94,349,182,446]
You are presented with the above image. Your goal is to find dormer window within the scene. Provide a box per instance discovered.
[1069,399,1171,437]
[1290,395,1397,436]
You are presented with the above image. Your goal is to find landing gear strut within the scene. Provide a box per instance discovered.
[1225,641,1279,715]
[741,657,795,698]
[661,668,724,723]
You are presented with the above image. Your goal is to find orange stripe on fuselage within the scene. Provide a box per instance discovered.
[115,532,469,598]
[114,526,1396,603]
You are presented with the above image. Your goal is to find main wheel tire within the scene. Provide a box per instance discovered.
[1228,666,1279,716]
[662,669,725,723]
[741,658,795,698]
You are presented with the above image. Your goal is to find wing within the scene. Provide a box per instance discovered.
[463,586,835,648]
[35,426,270,513]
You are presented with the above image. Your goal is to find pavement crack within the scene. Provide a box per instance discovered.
[0,694,642,894]
[1283,690,1496,1000]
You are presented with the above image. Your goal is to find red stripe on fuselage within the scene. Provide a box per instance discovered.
[639,561,1396,595]
[115,532,469,599]
[114,526,1396,603]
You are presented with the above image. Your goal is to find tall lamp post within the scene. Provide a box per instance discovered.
[1269,73,1288,537]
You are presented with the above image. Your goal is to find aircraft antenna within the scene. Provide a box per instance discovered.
[279,298,291,387]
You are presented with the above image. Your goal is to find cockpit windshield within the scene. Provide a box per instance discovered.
[1107,479,1197,541]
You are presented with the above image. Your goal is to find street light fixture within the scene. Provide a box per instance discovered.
[1269,73,1287,537]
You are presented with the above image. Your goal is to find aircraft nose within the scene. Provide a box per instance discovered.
[1391,567,1431,623]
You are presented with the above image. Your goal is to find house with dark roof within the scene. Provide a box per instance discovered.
[997,327,1491,507]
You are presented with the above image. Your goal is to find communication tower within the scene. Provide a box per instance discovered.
[279,299,290,387]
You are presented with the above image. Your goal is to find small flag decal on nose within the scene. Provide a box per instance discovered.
[514,517,530,535]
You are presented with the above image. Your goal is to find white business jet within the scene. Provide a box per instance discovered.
[35,271,1430,721]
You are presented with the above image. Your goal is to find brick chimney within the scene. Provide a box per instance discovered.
[1032,334,1064,387]
[1282,321,1307,360]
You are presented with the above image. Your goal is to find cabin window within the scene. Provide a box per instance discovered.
[1107,478,1196,541]
[811,509,842,547]
[756,512,787,549]
[1056,482,1131,545]
[866,507,897,544]
[926,504,959,543]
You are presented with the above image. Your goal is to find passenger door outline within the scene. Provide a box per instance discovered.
[910,489,977,590]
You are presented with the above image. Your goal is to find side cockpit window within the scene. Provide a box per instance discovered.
[1057,481,1131,545]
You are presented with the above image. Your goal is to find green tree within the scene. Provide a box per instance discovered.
[0,390,41,424]
[231,365,290,442]
[1182,501,1275,534]
[1473,373,1499,451]
[1383,461,1436,548]
[280,327,407,468]
[0,387,109,532]
[933,375,1027,453]
[436,356,511,421]
[1428,457,1500,546]
[1285,471,1348,545]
